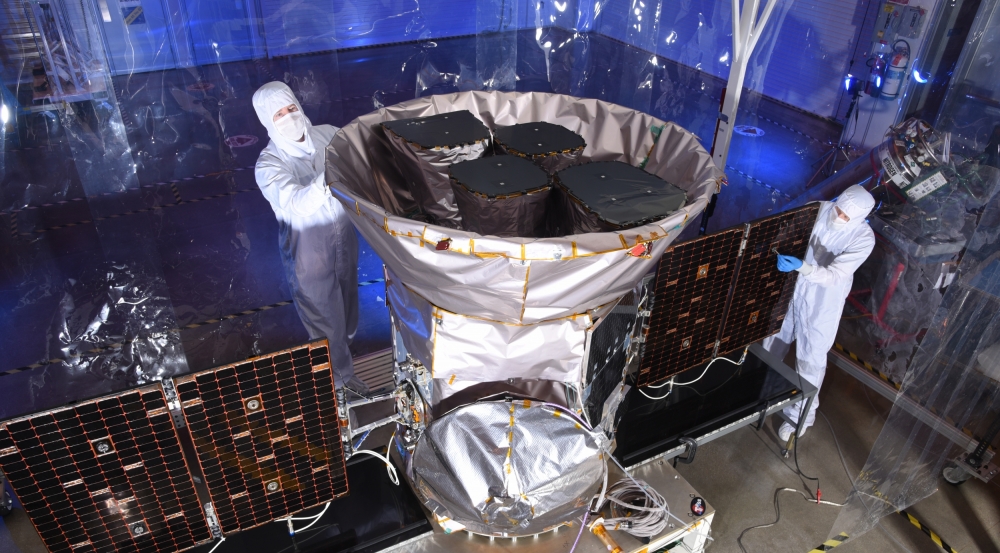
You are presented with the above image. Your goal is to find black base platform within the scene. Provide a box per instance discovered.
[614,343,814,467]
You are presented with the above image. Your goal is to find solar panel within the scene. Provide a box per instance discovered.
[637,228,743,386]
[0,385,212,553]
[719,205,819,354]
[173,340,349,535]
[637,205,819,387]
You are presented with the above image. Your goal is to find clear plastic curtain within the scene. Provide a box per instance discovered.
[831,185,1000,539]
[1,0,190,418]
[829,0,1000,540]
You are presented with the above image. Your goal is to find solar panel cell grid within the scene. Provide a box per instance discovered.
[175,341,348,535]
[637,205,819,387]
[720,205,819,353]
[0,386,212,553]
[637,228,743,386]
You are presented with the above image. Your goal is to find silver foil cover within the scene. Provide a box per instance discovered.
[409,400,604,536]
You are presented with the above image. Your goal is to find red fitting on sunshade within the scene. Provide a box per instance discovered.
[435,239,452,251]
[628,243,650,257]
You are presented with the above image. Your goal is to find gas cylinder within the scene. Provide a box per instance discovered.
[882,46,909,98]
[866,40,891,97]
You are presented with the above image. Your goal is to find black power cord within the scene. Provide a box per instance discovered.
[736,488,788,553]
[794,431,821,500]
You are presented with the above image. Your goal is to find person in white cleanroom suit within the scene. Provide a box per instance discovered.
[252,82,365,392]
[763,185,876,441]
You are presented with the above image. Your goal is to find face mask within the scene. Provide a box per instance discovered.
[274,110,306,141]
[830,208,849,229]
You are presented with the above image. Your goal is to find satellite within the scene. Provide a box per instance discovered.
[325,90,734,538]
[2,91,812,550]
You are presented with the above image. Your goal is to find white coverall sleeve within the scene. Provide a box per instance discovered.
[255,157,331,219]
[801,232,875,288]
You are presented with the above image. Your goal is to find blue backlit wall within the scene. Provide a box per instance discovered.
[593,0,877,118]
[0,0,876,119]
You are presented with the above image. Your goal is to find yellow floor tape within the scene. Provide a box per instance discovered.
[803,511,960,553]
[900,510,959,553]
[833,343,901,390]
[807,532,848,552]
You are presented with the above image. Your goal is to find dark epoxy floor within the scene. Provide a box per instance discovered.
[0,30,841,421]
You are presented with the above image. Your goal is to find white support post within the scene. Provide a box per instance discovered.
[712,0,781,170]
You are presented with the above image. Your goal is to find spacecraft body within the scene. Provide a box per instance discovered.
[325,91,722,537]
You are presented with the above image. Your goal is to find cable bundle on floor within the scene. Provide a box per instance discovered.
[594,477,670,538]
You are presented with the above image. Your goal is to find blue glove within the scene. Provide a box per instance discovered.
[776,254,803,272]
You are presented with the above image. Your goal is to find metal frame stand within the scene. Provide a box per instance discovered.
[781,395,815,459]
[806,87,862,188]
[712,0,782,170]
[948,410,1000,484]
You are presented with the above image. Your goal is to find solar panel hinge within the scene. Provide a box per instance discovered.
[737,225,750,257]
[204,502,223,539]
[160,379,186,429]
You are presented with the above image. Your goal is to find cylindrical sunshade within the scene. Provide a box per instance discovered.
[326,91,723,324]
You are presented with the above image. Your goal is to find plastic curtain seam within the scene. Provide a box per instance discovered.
[819,411,917,553]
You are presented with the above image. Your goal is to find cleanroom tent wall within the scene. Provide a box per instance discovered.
[829,0,1000,540]
[0,0,881,120]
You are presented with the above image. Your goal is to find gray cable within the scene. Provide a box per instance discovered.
[595,478,670,538]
